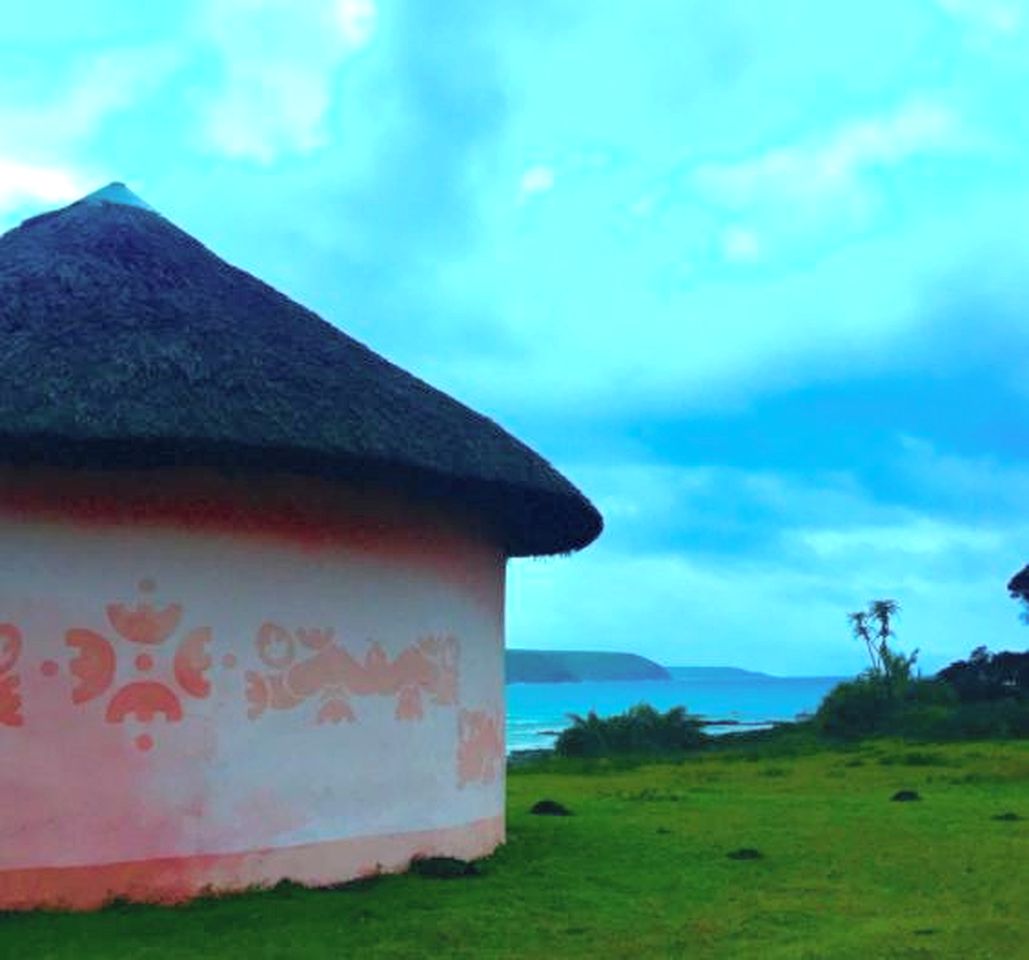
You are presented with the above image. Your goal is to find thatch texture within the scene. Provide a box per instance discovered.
[0,185,601,556]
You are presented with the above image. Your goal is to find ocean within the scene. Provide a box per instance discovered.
[506,673,845,752]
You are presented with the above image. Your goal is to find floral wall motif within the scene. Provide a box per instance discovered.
[48,579,213,752]
[6,598,472,741]
[245,626,459,725]
[457,708,505,787]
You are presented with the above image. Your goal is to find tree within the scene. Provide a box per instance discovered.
[816,598,922,737]
[1007,565,1029,623]
[847,599,917,696]
[938,645,1029,702]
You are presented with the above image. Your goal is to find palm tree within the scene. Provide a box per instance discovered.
[848,609,877,671]
[869,599,899,640]
[849,599,916,696]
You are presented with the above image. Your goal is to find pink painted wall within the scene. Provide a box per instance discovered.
[0,469,507,910]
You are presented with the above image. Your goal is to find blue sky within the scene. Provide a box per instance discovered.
[2,0,1028,674]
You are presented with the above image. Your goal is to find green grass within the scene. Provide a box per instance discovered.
[3,739,1027,959]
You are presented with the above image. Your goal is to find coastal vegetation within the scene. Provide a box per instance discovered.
[813,592,1027,743]
[4,738,1025,958]
[526,588,1027,766]
[555,703,708,757]
[547,594,1026,758]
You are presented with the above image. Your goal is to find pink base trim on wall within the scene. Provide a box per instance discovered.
[0,815,505,912]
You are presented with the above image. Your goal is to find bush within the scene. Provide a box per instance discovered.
[904,678,959,707]
[891,705,956,740]
[816,671,1029,741]
[816,677,957,739]
[555,704,708,758]
[947,699,1029,739]
[814,676,896,738]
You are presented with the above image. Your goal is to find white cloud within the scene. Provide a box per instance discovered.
[519,164,556,199]
[0,160,87,212]
[200,0,376,162]
[0,45,181,230]
[628,193,657,218]
[204,64,336,162]
[429,216,931,415]
[937,0,1023,34]
[792,519,1005,559]
[895,436,1029,517]
[721,224,761,262]
[337,0,377,47]
[0,46,180,158]
[418,89,1013,418]
[696,100,960,216]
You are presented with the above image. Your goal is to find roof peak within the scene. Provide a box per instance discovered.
[82,182,155,213]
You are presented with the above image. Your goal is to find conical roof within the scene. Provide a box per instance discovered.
[0,183,601,556]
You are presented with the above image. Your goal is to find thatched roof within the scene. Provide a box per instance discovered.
[0,183,601,557]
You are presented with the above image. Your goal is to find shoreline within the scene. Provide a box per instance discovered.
[507,715,797,757]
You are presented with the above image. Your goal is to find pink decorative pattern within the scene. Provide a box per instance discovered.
[3,592,469,743]
[66,629,116,704]
[0,623,23,727]
[457,708,504,787]
[59,579,213,750]
[245,624,459,725]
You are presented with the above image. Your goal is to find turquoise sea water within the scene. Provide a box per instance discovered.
[506,675,845,752]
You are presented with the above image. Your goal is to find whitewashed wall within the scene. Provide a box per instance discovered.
[0,473,506,909]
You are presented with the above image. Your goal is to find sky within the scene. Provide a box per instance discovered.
[2,0,1028,675]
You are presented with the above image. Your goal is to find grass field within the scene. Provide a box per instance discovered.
[2,738,1027,959]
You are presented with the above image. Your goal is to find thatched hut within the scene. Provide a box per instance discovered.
[0,183,600,910]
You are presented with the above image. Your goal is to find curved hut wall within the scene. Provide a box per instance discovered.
[0,468,506,910]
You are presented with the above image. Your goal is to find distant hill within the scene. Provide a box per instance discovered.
[506,650,671,684]
[666,666,776,680]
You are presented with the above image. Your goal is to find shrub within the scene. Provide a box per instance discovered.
[555,703,708,758]
[817,671,1029,741]
[814,675,896,738]
[891,705,955,740]
[947,699,1029,739]
[904,678,959,707]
